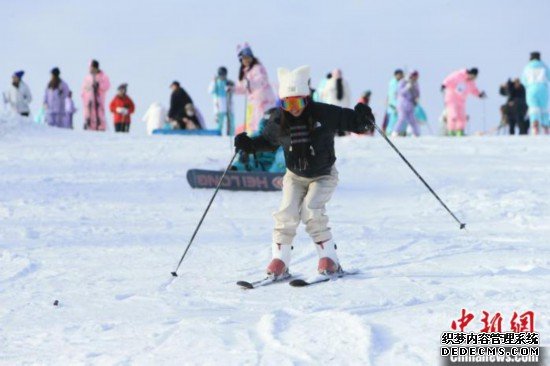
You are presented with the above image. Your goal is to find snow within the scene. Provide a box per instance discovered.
[1,116,549,365]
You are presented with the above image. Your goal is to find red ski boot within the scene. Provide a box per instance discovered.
[315,239,343,275]
[266,243,292,279]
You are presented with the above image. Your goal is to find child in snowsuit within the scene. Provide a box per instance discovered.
[441,68,486,136]
[209,66,235,135]
[234,65,374,278]
[81,59,111,131]
[64,91,77,129]
[521,51,550,135]
[109,83,135,133]
[232,43,276,134]
[231,107,286,173]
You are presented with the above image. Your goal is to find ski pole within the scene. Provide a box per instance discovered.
[373,124,466,230]
[171,152,238,277]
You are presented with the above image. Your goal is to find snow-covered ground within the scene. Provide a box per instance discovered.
[1,117,548,365]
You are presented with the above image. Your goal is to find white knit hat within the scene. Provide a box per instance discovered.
[277,65,310,99]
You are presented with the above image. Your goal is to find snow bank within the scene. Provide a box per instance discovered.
[0,128,548,365]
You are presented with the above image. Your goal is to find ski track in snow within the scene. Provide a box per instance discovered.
[0,117,549,365]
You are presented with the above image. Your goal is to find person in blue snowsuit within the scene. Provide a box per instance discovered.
[208,66,235,135]
[385,69,404,135]
[231,107,285,173]
[521,51,550,134]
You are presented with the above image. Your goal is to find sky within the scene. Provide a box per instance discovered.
[2,0,549,134]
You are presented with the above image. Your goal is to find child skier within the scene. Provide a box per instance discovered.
[234,65,374,278]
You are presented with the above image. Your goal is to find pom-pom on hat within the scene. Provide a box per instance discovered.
[237,43,254,58]
[277,65,311,99]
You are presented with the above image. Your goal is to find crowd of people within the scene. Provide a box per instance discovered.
[3,47,549,139]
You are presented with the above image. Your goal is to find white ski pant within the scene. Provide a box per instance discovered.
[273,167,338,245]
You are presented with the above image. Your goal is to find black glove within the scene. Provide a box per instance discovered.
[234,132,255,153]
[479,91,487,99]
[440,85,446,93]
[354,103,375,131]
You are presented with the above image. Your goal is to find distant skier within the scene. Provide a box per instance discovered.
[385,69,404,135]
[168,81,197,129]
[321,69,352,136]
[234,65,374,278]
[208,66,235,135]
[43,67,71,128]
[320,68,351,108]
[393,71,421,137]
[232,43,276,133]
[142,102,167,135]
[521,51,550,135]
[441,67,486,136]
[81,59,111,131]
[4,70,32,117]
[64,91,77,129]
[499,78,528,135]
[109,83,135,133]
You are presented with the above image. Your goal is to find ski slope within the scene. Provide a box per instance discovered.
[1,116,549,365]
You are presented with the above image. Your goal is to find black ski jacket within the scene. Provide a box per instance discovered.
[251,102,367,178]
[168,87,193,121]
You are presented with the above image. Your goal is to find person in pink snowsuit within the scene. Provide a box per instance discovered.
[81,59,111,131]
[441,68,486,136]
[232,43,276,133]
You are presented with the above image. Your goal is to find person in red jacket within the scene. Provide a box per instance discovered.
[109,83,135,132]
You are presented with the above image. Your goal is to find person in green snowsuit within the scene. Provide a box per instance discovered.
[231,107,285,173]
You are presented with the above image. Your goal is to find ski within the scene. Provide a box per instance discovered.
[237,274,292,289]
[289,270,359,287]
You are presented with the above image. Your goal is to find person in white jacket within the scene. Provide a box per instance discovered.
[4,71,32,116]
[320,69,351,108]
[142,102,167,135]
[321,68,351,135]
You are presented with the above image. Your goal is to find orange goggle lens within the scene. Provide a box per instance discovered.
[280,97,307,111]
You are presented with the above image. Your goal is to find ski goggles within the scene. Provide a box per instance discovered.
[280,96,308,111]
